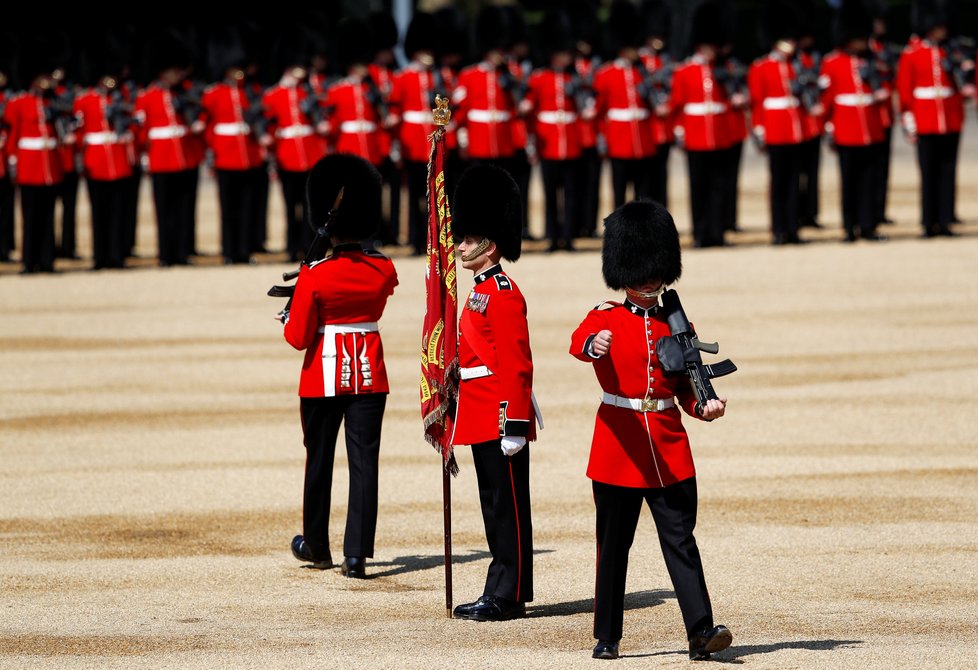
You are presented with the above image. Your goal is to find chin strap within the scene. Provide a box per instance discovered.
[625,284,667,301]
[460,237,492,262]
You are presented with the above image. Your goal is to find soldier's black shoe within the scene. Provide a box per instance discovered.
[455,595,525,621]
[340,556,367,578]
[290,535,332,569]
[688,625,732,660]
[592,640,620,660]
[452,596,489,618]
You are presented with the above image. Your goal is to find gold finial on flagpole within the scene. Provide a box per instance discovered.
[433,95,451,126]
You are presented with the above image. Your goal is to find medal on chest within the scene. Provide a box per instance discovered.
[466,291,490,314]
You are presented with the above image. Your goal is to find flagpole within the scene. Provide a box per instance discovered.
[443,460,453,618]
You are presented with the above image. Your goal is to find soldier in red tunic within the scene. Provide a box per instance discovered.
[367,11,402,248]
[0,45,15,264]
[639,0,676,209]
[283,154,399,579]
[3,41,66,274]
[202,27,270,265]
[451,165,537,623]
[570,200,730,661]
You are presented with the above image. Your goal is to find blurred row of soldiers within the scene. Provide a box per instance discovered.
[1,0,974,274]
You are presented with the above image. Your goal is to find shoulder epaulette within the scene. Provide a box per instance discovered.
[593,300,621,311]
[493,274,513,291]
[363,248,389,259]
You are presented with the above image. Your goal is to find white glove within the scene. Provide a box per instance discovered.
[500,436,526,456]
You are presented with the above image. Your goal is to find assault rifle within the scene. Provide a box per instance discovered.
[942,36,977,90]
[268,187,344,323]
[791,54,822,113]
[715,55,748,100]
[43,88,79,142]
[655,290,737,413]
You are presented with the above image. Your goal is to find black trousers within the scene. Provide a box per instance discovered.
[593,478,713,643]
[57,170,80,257]
[874,126,892,224]
[540,159,579,250]
[377,157,401,247]
[471,439,534,603]
[216,168,264,263]
[279,168,313,261]
[651,142,672,210]
[406,160,428,255]
[722,142,743,231]
[577,147,602,237]
[299,394,387,559]
[686,149,727,247]
[837,144,881,238]
[610,157,655,209]
[251,163,270,253]
[767,143,803,242]
[512,150,532,239]
[916,132,960,234]
[122,164,143,257]
[0,175,14,261]
[798,136,821,226]
[19,184,58,272]
[151,168,199,265]
[87,178,127,269]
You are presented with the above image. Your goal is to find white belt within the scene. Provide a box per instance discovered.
[913,86,953,100]
[468,109,512,123]
[18,137,58,150]
[607,107,650,122]
[537,110,578,124]
[402,110,431,124]
[148,125,188,140]
[213,122,251,136]
[601,392,675,413]
[319,322,379,397]
[276,124,314,139]
[835,93,875,107]
[83,131,121,146]
[762,96,799,110]
[460,365,492,380]
[683,101,728,116]
[340,120,378,133]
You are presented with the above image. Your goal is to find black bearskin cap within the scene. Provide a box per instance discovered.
[306,154,383,241]
[207,26,248,78]
[452,164,523,263]
[146,29,193,77]
[270,23,312,73]
[764,0,802,44]
[336,17,375,70]
[601,200,682,290]
[912,0,949,35]
[691,0,731,47]
[541,8,576,56]
[608,0,644,51]
[433,6,469,61]
[369,12,399,52]
[642,0,672,41]
[567,0,600,52]
[16,35,57,86]
[475,5,511,56]
[405,12,438,57]
[835,0,875,45]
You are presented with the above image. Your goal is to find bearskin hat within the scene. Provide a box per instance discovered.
[452,164,523,263]
[763,0,803,44]
[475,5,511,56]
[207,26,249,79]
[145,29,194,78]
[433,6,470,62]
[336,16,375,71]
[912,0,950,36]
[601,200,682,290]
[16,35,57,87]
[607,0,644,51]
[540,8,576,57]
[306,154,383,242]
[835,0,875,46]
[405,11,438,58]
[369,12,399,52]
[691,0,731,47]
[566,0,600,54]
[642,0,672,41]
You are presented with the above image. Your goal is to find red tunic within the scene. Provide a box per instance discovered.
[570,300,703,489]
[639,51,675,144]
[133,84,205,173]
[324,76,387,166]
[748,54,807,145]
[262,84,328,172]
[452,63,520,159]
[389,63,441,163]
[525,68,583,160]
[896,39,965,135]
[669,56,737,151]
[73,89,134,181]
[819,51,886,147]
[574,56,600,149]
[592,59,657,159]
[452,264,536,446]
[201,82,264,170]
[2,93,64,186]
[283,244,398,398]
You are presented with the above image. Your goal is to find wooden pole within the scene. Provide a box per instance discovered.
[443,461,453,618]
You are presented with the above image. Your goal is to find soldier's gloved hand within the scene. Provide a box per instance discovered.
[500,436,526,456]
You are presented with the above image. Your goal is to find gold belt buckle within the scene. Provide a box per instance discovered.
[641,397,658,413]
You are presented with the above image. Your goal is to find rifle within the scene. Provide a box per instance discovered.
[43,88,79,142]
[172,79,205,125]
[715,54,748,101]
[635,54,674,110]
[268,187,345,323]
[242,80,269,138]
[791,53,822,113]
[942,36,977,90]
[299,80,327,127]
[105,86,136,136]
[655,290,737,413]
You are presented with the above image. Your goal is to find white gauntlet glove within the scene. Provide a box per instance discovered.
[500,436,526,456]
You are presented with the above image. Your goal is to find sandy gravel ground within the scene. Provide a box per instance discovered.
[2,121,977,669]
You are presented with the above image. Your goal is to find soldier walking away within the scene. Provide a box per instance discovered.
[451,165,537,623]
[795,1,826,230]
[570,199,731,661]
[283,154,398,579]
[639,0,677,210]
